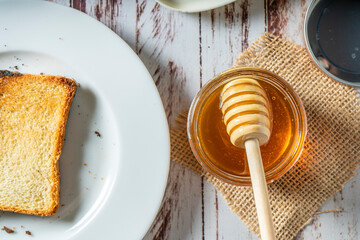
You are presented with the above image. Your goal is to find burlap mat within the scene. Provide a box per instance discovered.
[171,33,360,239]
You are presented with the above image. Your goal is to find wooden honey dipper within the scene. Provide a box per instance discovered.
[221,77,276,240]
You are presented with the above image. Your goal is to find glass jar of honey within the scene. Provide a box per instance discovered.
[187,67,307,186]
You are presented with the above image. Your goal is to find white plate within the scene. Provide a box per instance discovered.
[156,0,236,13]
[0,0,170,239]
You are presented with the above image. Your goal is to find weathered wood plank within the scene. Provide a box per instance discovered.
[266,0,310,46]
[200,1,265,239]
[296,173,360,240]
[130,2,203,240]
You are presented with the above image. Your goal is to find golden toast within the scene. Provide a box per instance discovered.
[0,70,76,216]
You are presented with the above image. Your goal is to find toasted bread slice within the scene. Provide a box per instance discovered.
[0,70,77,216]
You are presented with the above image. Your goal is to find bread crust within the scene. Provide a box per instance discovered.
[0,72,77,216]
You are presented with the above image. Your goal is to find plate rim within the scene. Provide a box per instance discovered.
[156,0,236,13]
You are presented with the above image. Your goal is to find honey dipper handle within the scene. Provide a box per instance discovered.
[245,139,276,240]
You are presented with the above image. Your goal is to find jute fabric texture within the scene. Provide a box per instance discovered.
[170,33,360,239]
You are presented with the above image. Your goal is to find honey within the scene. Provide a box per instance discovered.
[188,67,307,186]
[198,81,293,176]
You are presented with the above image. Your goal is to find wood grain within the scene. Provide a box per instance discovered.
[200,1,264,239]
[50,0,360,239]
[266,0,310,46]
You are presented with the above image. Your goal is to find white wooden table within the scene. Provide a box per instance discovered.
[51,0,360,239]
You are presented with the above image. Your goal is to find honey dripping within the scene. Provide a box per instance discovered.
[198,81,294,176]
